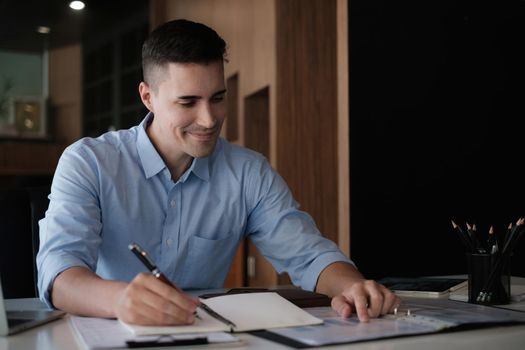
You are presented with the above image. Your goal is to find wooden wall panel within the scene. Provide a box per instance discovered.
[276,0,339,243]
[226,74,239,142]
[160,0,276,153]
[48,44,82,145]
[337,0,350,256]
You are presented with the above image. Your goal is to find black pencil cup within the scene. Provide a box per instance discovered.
[467,253,511,305]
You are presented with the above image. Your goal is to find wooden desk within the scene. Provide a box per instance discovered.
[2,297,525,350]
[1,313,524,350]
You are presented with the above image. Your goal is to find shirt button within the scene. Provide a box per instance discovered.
[170,200,176,207]
[166,238,172,246]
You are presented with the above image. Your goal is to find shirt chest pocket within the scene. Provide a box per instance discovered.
[180,232,240,288]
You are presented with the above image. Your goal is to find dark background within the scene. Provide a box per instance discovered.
[349,0,525,278]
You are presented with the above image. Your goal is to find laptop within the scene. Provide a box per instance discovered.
[0,276,65,336]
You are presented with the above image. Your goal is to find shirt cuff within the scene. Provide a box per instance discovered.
[300,252,356,292]
[38,256,90,308]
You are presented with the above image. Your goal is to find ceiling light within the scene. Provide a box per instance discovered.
[36,26,51,34]
[69,1,85,11]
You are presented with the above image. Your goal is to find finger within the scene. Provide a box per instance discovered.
[117,285,188,326]
[155,283,199,313]
[133,298,194,326]
[130,283,195,325]
[366,286,384,318]
[380,288,400,315]
[136,273,198,313]
[130,274,196,324]
[331,295,353,318]
[352,294,370,322]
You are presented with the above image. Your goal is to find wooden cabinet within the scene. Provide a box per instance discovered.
[0,141,64,176]
[0,141,65,189]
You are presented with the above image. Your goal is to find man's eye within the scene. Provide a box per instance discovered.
[179,101,196,107]
[212,95,225,103]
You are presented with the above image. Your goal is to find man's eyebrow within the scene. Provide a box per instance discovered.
[177,95,200,100]
[176,89,227,100]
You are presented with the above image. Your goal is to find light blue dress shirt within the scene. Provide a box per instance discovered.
[37,113,353,307]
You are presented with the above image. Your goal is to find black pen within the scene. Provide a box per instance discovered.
[129,242,175,287]
[128,242,237,329]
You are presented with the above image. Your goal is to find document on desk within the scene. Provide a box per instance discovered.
[123,292,323,336]
[266,297,525,347]
[70,316,240,349]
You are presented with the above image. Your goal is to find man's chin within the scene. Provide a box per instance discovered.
[187,140,218,158]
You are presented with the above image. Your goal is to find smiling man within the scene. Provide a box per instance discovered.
[37,19,399,326]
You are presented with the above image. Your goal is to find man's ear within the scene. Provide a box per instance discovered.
[139,82,154,112]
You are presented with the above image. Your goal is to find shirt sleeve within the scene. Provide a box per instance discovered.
[36,143,103,307]
[245,156,355,292]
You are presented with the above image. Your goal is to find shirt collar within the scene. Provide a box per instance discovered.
[136,112,212,182]
[190,153,210,182]
[137,113,165,179]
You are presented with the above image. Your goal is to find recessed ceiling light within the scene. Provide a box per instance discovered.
[36,26,51,34]
[69,1,86,11]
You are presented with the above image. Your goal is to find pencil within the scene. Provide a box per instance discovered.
[501,222,512,255]
[467,222,485,253]
[502,218,524,255]
[488,226,498,254]
[451,220,474,252]
[503,217,525,255]
[478,218,525,302]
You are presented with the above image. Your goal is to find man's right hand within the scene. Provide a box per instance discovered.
[51,267,199,325]
[115,272,199,325]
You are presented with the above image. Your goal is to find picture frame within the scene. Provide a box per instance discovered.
[8,95,47,138]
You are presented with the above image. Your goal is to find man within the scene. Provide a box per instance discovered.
[37,19,399,326]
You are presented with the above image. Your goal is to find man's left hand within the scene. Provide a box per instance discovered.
[330,279,400,322]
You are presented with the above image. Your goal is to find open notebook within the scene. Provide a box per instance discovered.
[122,292,323,335]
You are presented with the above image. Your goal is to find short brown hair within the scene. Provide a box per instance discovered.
[142,19,227,88]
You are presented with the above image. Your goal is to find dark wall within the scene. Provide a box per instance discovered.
[349,0,525,278]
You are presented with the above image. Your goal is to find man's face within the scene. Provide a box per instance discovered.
[140,61,226,159]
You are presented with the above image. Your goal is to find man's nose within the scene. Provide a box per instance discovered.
[196,103,217,129]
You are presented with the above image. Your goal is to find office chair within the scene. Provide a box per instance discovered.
[28,186,51,297]
[0,187,50,298]
[0,189,34,298]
